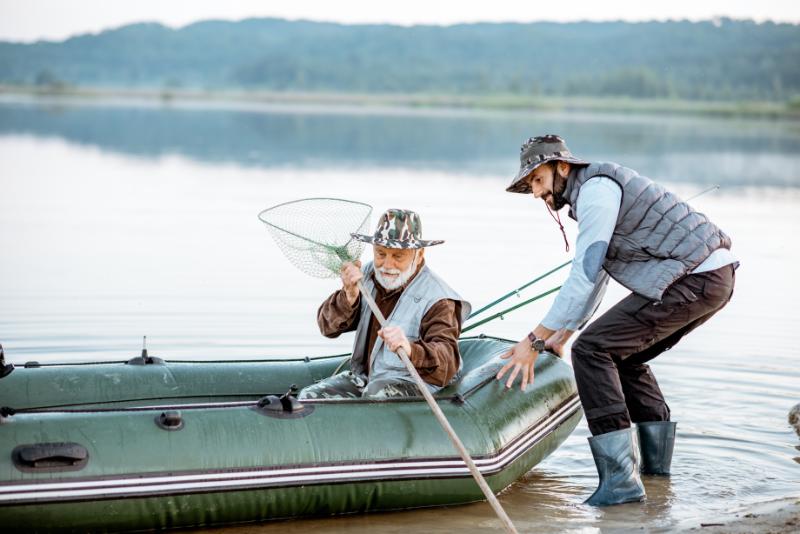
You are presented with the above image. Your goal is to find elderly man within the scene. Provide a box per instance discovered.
[497,135,737,506]
[299,208,471,399]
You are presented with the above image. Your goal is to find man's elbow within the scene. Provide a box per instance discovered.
[317,323,343,339]
[320,330,341,339]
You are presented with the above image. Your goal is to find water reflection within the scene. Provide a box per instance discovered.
[1,96,799,187]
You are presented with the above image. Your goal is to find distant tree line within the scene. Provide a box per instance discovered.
[0,17,797,101]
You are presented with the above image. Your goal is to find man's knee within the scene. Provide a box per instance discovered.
[298,382,345,400]
[297,384,327,399]
[570,332,604,373]
[572,326,604,355]
[298,372,363,399]
[363,379,419,398]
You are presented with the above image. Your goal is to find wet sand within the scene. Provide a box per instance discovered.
[685,498,800,533]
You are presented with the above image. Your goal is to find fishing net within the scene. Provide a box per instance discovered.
[258,198,373,279]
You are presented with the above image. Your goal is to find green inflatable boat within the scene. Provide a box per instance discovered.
[0,336,582,532]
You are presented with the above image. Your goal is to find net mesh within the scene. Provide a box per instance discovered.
[258,198,373,279]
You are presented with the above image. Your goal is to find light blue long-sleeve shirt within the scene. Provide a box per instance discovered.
[541,177,737,331]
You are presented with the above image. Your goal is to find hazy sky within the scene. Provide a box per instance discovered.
[1,0,798,43]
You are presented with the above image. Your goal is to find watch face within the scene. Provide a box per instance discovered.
[533,339,546,352]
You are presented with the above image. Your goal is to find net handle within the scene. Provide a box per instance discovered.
[356,281,518,534]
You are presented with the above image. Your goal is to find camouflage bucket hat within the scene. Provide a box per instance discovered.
[506,134,589,194]
[352,209,443,249]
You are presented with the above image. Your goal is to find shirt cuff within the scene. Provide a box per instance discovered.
[334,289,360,319]
[565,319,582,331]
[540,317,564,332]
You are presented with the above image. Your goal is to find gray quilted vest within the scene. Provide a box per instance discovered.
[562,162,732,301]
[351,262,471,391]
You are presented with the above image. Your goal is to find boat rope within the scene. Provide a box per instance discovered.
[1,388,495,414]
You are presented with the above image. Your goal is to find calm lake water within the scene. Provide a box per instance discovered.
[1,95,798,532]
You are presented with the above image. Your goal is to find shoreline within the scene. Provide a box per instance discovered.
[684,497,800,533]
[1,84,798,120]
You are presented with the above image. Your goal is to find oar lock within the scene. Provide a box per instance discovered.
[127,336,164,365]
[253,384,314,419]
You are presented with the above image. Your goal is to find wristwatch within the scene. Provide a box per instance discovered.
[527,332,546,353]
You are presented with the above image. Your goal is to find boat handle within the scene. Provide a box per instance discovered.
[13,442,89,472]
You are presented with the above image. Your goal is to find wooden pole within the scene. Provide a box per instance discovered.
[357,280,518,534]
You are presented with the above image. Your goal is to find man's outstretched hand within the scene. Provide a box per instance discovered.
[496,327,573,390]
[496,339,537,391]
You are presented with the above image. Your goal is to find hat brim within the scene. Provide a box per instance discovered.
[506,156,590,194]
[351,233,444,249]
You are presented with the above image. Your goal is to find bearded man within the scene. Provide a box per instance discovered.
[496,135,737,506]
[299,209,471,399]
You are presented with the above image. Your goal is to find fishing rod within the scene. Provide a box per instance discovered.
[468,260,571,319]
[686,184,720,202]
[462,285,561,334]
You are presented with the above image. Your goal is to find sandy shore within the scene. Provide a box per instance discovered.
[684,498,800,533]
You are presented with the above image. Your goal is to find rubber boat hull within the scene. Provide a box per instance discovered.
[0,336,582,532]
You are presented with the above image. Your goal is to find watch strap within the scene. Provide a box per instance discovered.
[527,332,545,352]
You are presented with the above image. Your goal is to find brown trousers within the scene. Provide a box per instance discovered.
[572,264,736,436]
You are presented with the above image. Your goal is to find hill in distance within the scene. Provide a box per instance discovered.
[1,17,798,102]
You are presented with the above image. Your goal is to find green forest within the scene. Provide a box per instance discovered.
[1,17,797,102]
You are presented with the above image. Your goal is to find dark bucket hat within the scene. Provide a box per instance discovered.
[506,134,589,194]
[352,208,443,249]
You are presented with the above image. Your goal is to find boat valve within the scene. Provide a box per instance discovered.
[155,410,184,431]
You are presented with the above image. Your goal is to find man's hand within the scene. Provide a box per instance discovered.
[496,338,537,391]
[545,328,574,357]
[378,326,412,358]
[340,260,363,305]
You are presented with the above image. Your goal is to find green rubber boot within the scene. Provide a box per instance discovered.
[638,421,677,475]
[585,427,646,506]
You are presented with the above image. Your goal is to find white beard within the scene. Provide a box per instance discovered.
[374,253,418,291]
